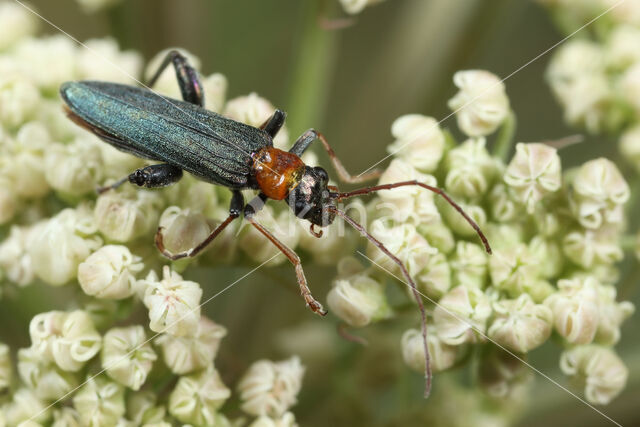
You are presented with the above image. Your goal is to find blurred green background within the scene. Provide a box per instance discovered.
[2,0,639,426]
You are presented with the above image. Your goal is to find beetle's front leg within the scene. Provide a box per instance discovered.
[97,164,183,194]
[146,49,204,107]
[156,190,244,260]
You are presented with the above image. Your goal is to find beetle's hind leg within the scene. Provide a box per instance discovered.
[146,49,204,107]
[97,163,183,194]
[156,190,244,260]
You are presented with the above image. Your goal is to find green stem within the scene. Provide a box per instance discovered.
[285,0,339,138]
[621,234,637,252]
[492,111,517,161]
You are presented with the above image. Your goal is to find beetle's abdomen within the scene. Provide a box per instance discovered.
[252,147,305,200]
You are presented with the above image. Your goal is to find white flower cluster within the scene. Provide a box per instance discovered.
[0,4,308,425]
[542,0,640,166]
[327,69,634,405]
[0,1,636,423]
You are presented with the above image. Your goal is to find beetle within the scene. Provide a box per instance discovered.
[60,50,491,396]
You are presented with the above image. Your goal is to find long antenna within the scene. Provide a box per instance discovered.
[329,207,432,398]
[330,180,492,254]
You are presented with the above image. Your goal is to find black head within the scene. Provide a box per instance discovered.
[288,166,336,226]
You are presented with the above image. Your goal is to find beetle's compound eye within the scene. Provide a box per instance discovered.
[314,167,329,183]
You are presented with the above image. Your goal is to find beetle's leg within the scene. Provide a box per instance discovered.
[97,164,183,194]
[156,190,244,260]
[288,129,381,183]
[259,109,287,139]
[244,214,327,316]
[146,49,204,107]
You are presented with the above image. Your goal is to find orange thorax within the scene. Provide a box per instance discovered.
[252,147,305,200]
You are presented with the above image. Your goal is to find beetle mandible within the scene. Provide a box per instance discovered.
[60,50,492,396]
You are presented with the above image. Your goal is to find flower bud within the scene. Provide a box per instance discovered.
[448,70,510,137]
[16,35,78,92]
[366,219,437,281]
[433,286,492,345]
[529,236,564,279]
[545,276,599,345]
[203,73,228,113]
[417,221,456,254]
[416,252,452,299]
[4,388,51,426]
[560,345,628,405]
[168,367,231,425]
[0,342,11,392]
[31,310,102,372]
[238,356,304,418]
[1,122,50,198]
[76,0,124,13]
[488,294,552,353]
[224,93,289,149]
[0,223,42,286]
[17,346,79,401]
[563,226,623,269]
[126,391,166,425]
[445,138,495,199]
[249,413,297,427]
[450,242,488,289]
[101,326,157,390]
[141,266,203,337]
[155,316,227,375]
[77,38,142,84]
[73,375,125,427]
[488,183,520,223]
[606,25,640,69]
[375,159,440,223]
[29,206,102,286]
[78,245,143,299]
[52,407,82,427]
[0,73,40,128]
[44,140,103,196]
[0,2,38,50]
[386,114,445,173]
[339,0,385,14]
[327,273,391,327]
[504,143,561,213]
[571,158,629,229]
[489,244,540,298]
[158,206,212,255]
[402,327,459,373]
[595,285,634,346]
[95,189,162,242]
[547,39,604,84]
